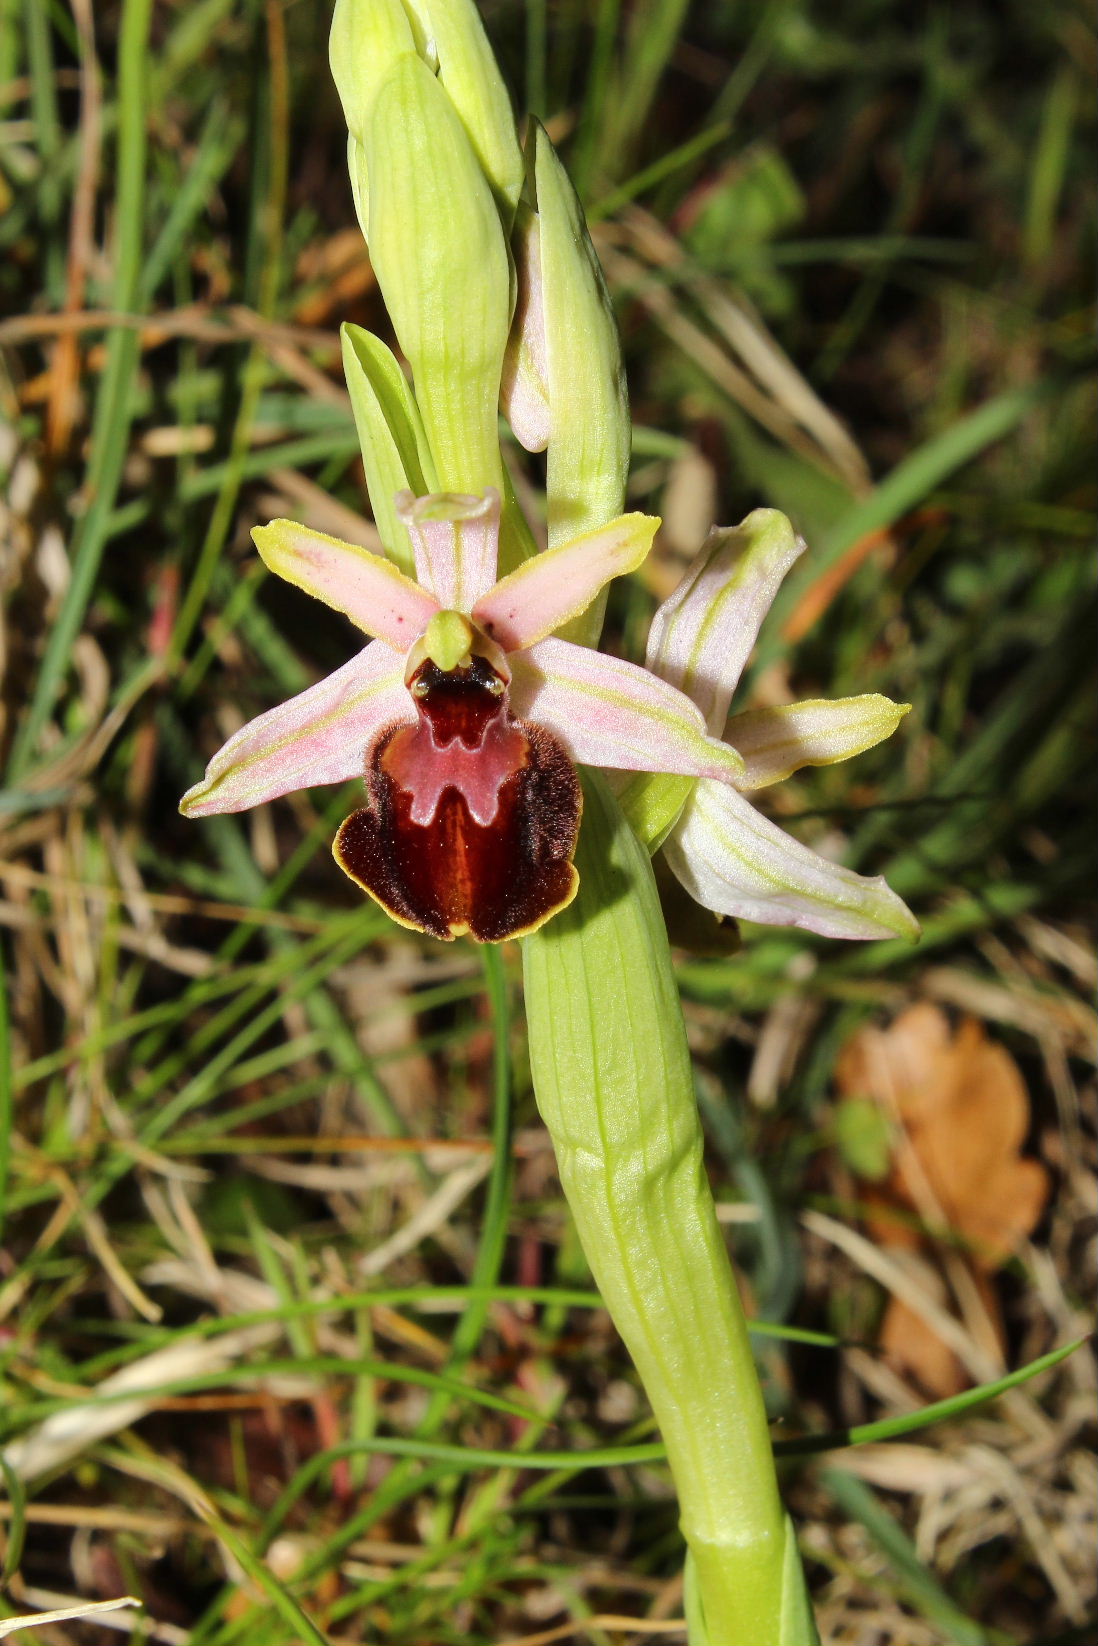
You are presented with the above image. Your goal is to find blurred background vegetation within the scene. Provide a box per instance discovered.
[0,1,1094,1642]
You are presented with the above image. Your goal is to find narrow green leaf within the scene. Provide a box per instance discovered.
[602,0,690,171]
[421,944,513,1422]
[0,953,10,1246]
[0,1455,26,1585]
[167,1,289,670]
[1023,65,1077,267]
[2,1356,537,1435]
[72,1289,844,1382]
[138,100,242,304]
[760,379,1058,666]
[7,0,153,779]
[203,1516,332,1646]
[774,1337,1084,1457]
[420,0,524,221]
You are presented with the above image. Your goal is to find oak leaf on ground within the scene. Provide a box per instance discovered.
[835,1002,1049,1396]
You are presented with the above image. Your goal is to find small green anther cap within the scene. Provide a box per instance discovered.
[422,610,475,672]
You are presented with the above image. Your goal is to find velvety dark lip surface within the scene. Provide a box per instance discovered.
[335,654,581,941]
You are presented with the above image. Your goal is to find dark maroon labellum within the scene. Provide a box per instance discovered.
[334,653,581,942]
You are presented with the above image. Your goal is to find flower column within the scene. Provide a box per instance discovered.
[328,5,817,1640]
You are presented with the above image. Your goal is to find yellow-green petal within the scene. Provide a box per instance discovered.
[728,696,911,790]
[252,519,438,645]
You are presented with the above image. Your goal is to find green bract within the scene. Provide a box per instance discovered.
[532,122,630,555]
[329,0,415,153]
[332,0,632,595]
[332,0,533,570]
[341,324,435,576]
[402,0,523,218]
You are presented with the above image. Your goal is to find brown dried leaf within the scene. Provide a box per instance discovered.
[880,1295,965,1400]
[835,1004,1051,1396]
[837,1003,1049,1265]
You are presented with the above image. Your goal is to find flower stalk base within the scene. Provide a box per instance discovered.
[523,773,819,1646]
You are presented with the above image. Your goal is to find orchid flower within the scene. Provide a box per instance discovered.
[180,489,747,944]
[624,509,919,943]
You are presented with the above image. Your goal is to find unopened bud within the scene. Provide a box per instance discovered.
[331,0,523,235]
[407,0,523,219]
[329,0,415,150]
[365,53,511,504]
[500,203,550,453]
[503,121,631,641]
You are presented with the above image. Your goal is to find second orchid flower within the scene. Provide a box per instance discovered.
[620,508,919,944]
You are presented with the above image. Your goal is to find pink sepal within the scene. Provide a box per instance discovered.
[664,779,920,941]
[646,510,805,735]
[396,489,501,612]
[180,642,410,816]
[509,637,746,784]
[473,513,657,651]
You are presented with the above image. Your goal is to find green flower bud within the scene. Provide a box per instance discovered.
[502,121,631,642]
[330,0,415,243]
[403,0,523,220]
[329,0,415,150]
[330,0,523,233]
[364,51,512,506]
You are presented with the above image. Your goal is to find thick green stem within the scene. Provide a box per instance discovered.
[523,773,813,1646]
